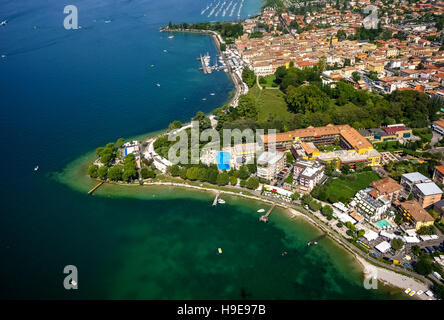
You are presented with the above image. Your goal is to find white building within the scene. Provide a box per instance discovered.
[400,172,431,192]
[257,151,286,181]
[353,188,391,222]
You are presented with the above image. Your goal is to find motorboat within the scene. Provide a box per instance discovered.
[217,198,225,204]
[0,20,7,26]
[168,35,174,39]
[257,209,265,213]
[218,248,222,254]
[156,83,160,87]
[210,93,215,96]
[34,165,39,172]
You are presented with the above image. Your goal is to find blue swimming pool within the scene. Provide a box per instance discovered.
[375,219,391,228]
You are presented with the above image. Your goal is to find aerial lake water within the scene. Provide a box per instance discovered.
[0,0,406,299]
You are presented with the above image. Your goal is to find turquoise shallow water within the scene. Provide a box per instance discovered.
[0,0,406,299]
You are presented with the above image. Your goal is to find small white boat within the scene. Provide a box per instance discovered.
[1,55,6,59]
[71,280,77,287]
[210,93,215,96]
[34,165,39,172]
[150,64,155,67]
[218,248,222,254]
[257,209,265,213]
[168,35,174,39]
[104,20,111,24]
[202,98,207,101]
[217,198,225,204]
[156,83,160,87]
[163,49,168,53]
[0,20,7,26]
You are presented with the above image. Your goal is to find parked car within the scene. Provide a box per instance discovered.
[403,263,412,269]
[426,246,435,254]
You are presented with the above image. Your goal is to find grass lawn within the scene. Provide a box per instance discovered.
[259,74,278,88]
[324,171,380,203]
[249,85,293,122]
[373,140,402,152]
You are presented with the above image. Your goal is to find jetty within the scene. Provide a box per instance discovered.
[199,53,212,74]
[213,191,221,206]
[259,204,276,223]
[307,233,327,246]
[88,181,104,195]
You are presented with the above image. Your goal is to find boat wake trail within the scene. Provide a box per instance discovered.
[222,1,233,17]
[229,1,238,17]
[215,1,226,17]
[208,0,221,17]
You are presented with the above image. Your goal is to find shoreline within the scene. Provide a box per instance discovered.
[73,169,434,299]
[161,27,245,107]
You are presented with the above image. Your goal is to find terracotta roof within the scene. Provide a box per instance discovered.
[371,177,403,195]
[435,165,444,175]
[399,200,434,223]
[434,120,444,128]
[261,124,372,151]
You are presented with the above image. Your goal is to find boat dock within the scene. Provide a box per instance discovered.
[199,53,212,74]
[307,233,327,246]
[259,204,276,223]
[213,191,221,206]
[88,181,104,195]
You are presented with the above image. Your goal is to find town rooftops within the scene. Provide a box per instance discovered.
[382,124,409,135]
[257,151,284,166]
[402,172,431,184]
[435,165,444,175]
[260,124,372,151]
[414,182,443,196]
[433,120,444,128]
[399,200,435,223]
[371,177,403,195]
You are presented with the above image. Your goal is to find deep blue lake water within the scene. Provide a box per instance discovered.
[0,0,406,299]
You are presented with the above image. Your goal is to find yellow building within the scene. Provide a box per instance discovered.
[398,200,435,230]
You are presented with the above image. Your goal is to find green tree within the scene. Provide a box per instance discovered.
[415,257,433,276]
[246,177,259,190]
[352,71,361,82]
[237,95,258,120]
[321,205,333,216]
[291,191,300,201]
[97,166,108,180]
[309,200,322,211]
[242,67,256,88]
[341,163,351,175]
[186,167,199,180]
[301,194,313,206]
[168,165,180,176]
[88,165,99,178]
[238,165,250,180]
[229,176,238,186]
[286,85,329,114]
[217,172,230,186]
[193,111,212,132]
[108,165,123,181]
[141,166,155,179]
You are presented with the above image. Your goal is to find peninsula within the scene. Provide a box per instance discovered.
[81,0,444,300]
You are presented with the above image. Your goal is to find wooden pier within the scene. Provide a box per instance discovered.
[259,204,276,223]
[307,233,327,246]
[212,191,221,206]
[88,181,104,195]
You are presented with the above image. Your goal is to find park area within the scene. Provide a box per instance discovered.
[249,85,293,122]
[323,171,380,203]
